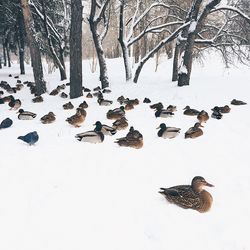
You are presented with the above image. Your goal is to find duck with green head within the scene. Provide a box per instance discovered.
[157,123,181,139]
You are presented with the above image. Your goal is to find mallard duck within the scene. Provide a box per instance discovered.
[211,107,223,120]
[86,93,93,98]
[9,98,22,110]
[115,136,143,149]
[17,131,39,145]
[185,122,203,139]
[166,105,177,112]
[107,106,125,120]
[75,122,104,143]
[155,108,174,118]
[126,126,143,140]
[125,103,134,110]
[83,87,91,92]
[211,105,230,113]
[197,110,209,123]
[143,97,151,103]
[60,92,68,98]
[93,91,102,97]
[98,98,113,106]
[102,88,111,93]
[66,108,86,127]
[112,117,128,130]
[16,83,24,91]
[17,109,37,120]
[94,121,117,136]
[159,176,214,213]
[93,86,101,92]
[0,118,13,129]
[125,98,139,106]
[157,123,181,139]
[150,102,163,110]
[57,84,66,90]
[32,96,44,103]
[231,99,247,105]
[2,95,14,103]
[50,89,59,96]
[63,101,74,110]
[183,106,200,116]
[117,95,125,104]
[78,101,88,109]
[40,112,56,124]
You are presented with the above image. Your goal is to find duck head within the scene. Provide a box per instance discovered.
[191,176,214,192]
[156,123,166,130]
[183,105,190,110]
[94,121,103,131]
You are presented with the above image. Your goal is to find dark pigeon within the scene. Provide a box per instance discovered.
[0,118,13,129]
[18,131,39,145]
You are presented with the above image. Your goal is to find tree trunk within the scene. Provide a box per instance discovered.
[3,42,7,66]
[0,57,2,69]
[20,0,46,95]
[172,42,180,81]
[69,0,83,99]
[6,43,11,67]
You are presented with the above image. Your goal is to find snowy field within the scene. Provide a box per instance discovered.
[0,54,250,250]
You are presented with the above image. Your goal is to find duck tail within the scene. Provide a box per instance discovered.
[17,136,24,141]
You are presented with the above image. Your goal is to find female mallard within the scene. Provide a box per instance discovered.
[155,107,174,118]
[112,117,128,130]
[9,98,22,110]
[94,121,116,136]
[157,123,181,139]
[107,106,125,120]
[185,122,203,139]
[63,101,74,110]
[66,108,86,127]
[75,122,104,143]
[183,106,200,116]
[126,126,143,140]
[212,105,230,113]
[150,102,163,110]
[231,99,247,105]
[40,112,56,124]
[125,103,134,110]
[159,176,214,213]
[197,110,209,123]
[17,109,37,120]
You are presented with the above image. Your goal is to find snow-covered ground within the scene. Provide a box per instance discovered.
[0,54,250,250]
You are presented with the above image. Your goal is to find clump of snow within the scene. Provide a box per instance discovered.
[0,52,250,250]
[178,64,188,74]
[188,20,197,33]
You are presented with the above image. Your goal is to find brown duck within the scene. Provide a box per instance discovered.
[197,110,209,123]
[183,106,200,116]
[66,108,86,127]
[40,112,56,124]
[211,105,231,113]
[112,117,128,130]
[159,176,214,213]
[107,106,125,120]
[185,122,203,139]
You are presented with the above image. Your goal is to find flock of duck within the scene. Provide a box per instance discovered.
[0,74,247,212]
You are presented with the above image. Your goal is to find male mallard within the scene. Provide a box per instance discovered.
[17,109,37,120]
[94,121,117,136]
[98,98,113,106]
[107,106,125,120]
[212,105,230,113]
[9,97,22,110]
[231,99,247,105]
[150,102,163,110]
[211,107,223,120]
[112,117,128,130]
[159,176,214,213]
[66,108,86,127]
[185,122,203,139]
[0,118,13,129]
[32,96,44,103]
[75,122,104,143]
[197,110,209,123]
[63,101,74,110]
[183,106,200,116]
[155,108,174,118]
[17,131,39,145]
[157,123,181,139]
[40,112,56,124]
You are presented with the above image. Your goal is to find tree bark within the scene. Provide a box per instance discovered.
[17,9,25,74]
[3,42,7,66]
[6,42,11,67]
[69,0,83,99]
[172,42,180,81]
[20,0,46,95]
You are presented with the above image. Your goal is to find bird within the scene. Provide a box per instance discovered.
[66,108,86,127]
[102,88,111,93]
[107,106,125,120]
[17,109,37,120]
[143,97,151,103]
[231,99,247,105]
[97,98,113,106]
[78,101,88,109]
[75,122,104,143]
[17,131,39,145]
[125,103,134,110]
[159,176,214,213]
[150,102,163,110]
[211,105,231,113]
[155,108,174,118]
[32,96,44,103]
[49,89,59,96]
[93,86,101,91]
[166,105,177,112]
[117,95,125,104]
[63,101,74,110]
[126,126,143,140]
[197,110,209,123]
[9,98,22,110]
[185,122,203,139]
[183,106,200,116]
[124,98,139,106]
[86,93,93,98]
[157,123,181,139]
[0,118,13,129]
[60,92,68,98]
[211,107,223,120]
[112,117,128,130]
[93,121,117,136]
[40,112,56,124]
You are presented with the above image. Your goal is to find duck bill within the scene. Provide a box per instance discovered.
[156,126,160,129]
[199,124,204,128]
[205,181,214,187]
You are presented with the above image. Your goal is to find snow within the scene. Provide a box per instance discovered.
[0,53,250,250]
[188,20,197,33]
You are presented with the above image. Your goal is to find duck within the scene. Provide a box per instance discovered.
[112,117,128,130]
[125,103,134,110]
[150,102,163,110]
[49,89,59,96]
[97,98,113,106]
[143,97,151,103]
[126,126,143,140]
[185,122,203,139]
[60,92,68,98]
[211,105,230,113]
[94,121,117,136]
[75,122,104,143]
[102,88,111,93]
[86,93,93,98]
[78,101,88,109]
[16,83,24,91]
[0,118,13,129]
[157,123,181,139]
[124,98,139,106]
[93,86,101,92]
[117,95,125,104]
[231,99,247,105]
[32,96,44,103]
[159,176,214,213]
[166,105,177,112]
[66,108,86,127]
[17,131,39,145]
[17,109,37,120]
[9,98,22,110]
[40,112,56,124]
[115,136,143,149]
[63,101,74,110]
[155,108,174,118]
[57,84,66,90]
[211,107,223,120]
[183,106,200,116]
[197,110,209,123]
[107,106,125,120]
[83,87,91,92]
